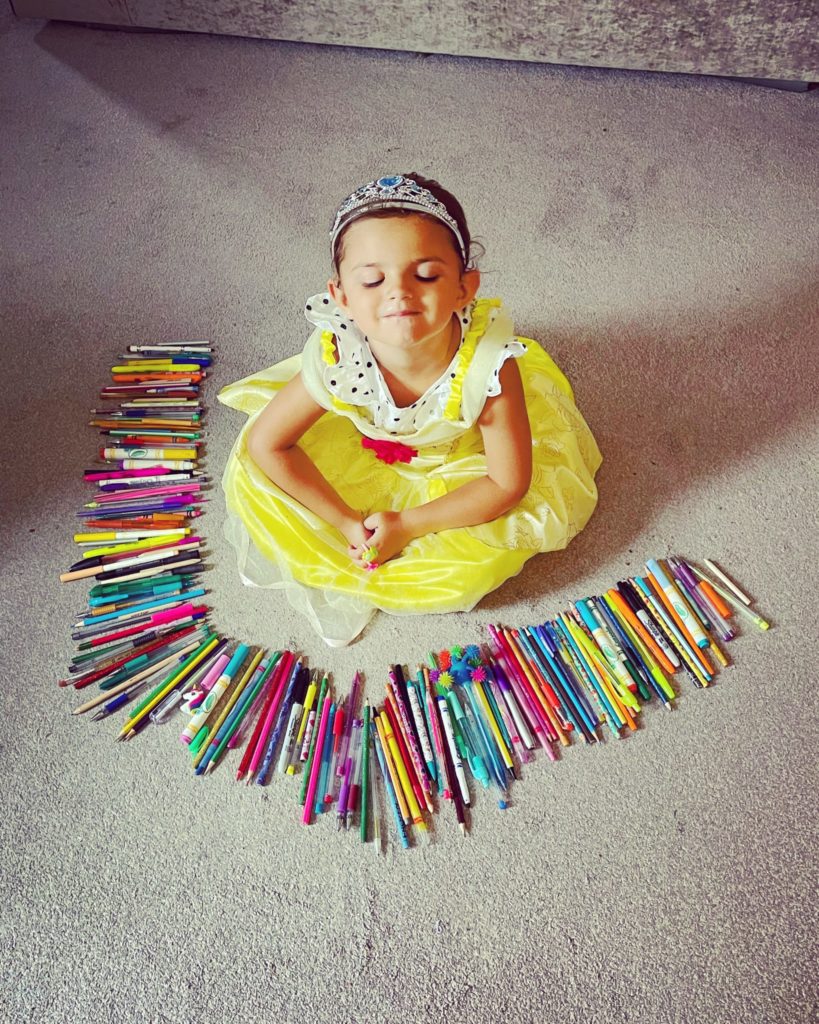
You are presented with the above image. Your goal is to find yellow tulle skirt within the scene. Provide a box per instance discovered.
[218,342,602,645]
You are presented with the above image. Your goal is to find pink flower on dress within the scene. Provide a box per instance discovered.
[361,436,418,465]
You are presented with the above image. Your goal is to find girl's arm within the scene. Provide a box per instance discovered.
[361,359,532,563]
[246,373,369,549]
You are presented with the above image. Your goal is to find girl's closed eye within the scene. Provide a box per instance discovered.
[362,275,439,288]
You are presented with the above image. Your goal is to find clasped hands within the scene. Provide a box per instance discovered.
[341,511,415,570]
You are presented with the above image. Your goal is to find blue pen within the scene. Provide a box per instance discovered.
[447,688,489,789]
[87,579,188,607]
[256,658,302,786]
[541,623,600,729]
[78,589,206,626]
[372,728,409,850]
[315,703,337,814]
[523,624,588,737]
[529,625,597,739]
[90,681,150,720]
[462,683,507,795]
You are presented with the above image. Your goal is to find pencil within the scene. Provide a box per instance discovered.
[117,632,220,740]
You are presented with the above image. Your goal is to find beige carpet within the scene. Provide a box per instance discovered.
[1,10,817,1024]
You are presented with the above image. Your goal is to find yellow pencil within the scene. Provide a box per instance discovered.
[118,633,220,739]
[79,533,188,559]
[473,679,514,771]
[376,716,415,827]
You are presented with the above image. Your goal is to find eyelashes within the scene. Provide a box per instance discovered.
[362,275,439,288]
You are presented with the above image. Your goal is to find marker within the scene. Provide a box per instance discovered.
[647,559,710,649]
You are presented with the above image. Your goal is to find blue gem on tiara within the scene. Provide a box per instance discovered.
[377,175,403,188]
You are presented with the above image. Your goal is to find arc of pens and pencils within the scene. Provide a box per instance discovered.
[58,340,774,852]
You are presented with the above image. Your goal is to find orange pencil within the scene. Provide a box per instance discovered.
[606,588,676,675]
[510,628,564,716]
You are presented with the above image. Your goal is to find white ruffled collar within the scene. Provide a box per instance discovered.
[303,292,474,430]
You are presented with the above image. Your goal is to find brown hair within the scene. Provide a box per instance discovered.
[331,172,483,276]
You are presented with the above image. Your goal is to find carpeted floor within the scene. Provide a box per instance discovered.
[1,10,817,1024]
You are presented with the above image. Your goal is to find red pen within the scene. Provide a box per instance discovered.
[324,704,345,802]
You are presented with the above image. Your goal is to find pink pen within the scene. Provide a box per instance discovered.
[303,696,332,825]
[84,467,177,482]
[487,628,556,760]
[94,483,202,503]
[483,654,534,763]
[245,652,294,783]
[335,671,361,777]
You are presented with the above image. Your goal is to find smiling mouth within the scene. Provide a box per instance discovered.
[385,311,419,318]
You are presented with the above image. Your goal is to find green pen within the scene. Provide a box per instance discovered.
[447,688,489,788]
[204,653,281,772]
[117,631,219,739]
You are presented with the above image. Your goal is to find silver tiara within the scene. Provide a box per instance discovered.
[330,175,467,264]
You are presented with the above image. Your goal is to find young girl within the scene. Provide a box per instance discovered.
[218,173,602,646]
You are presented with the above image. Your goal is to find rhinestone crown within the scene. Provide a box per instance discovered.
[330,175,467,264]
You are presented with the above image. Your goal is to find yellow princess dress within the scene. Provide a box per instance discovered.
[218,293,602,646]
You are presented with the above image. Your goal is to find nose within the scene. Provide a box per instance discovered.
[385,271,414,303]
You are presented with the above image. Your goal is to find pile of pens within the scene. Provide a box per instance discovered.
[59,339,215,724]
[291,554,771,851]
[58,342,774,852]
